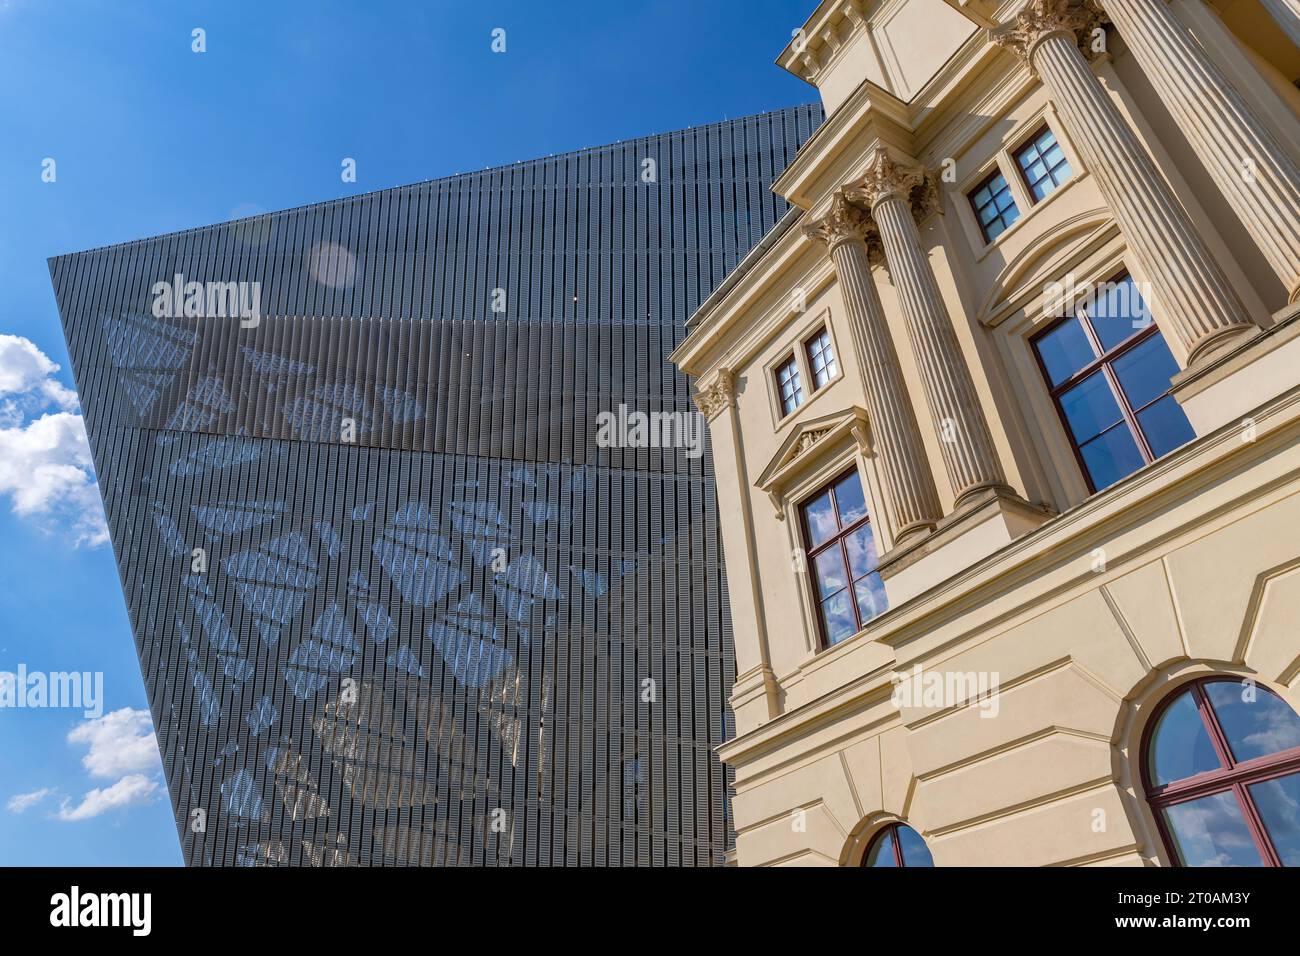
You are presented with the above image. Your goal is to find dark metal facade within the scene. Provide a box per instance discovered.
[49,104,822,866]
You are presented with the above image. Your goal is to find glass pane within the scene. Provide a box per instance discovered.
[844,524,880,579]
[1149,688,1222,786]
[896,825,934,867]
[1113,334,1179,410]
[1079,422,1146,491]
[1086,276,1152,352]
[1248,773,1300,865]
[1205,681,1300,764]
[1034,317,1094,387]
[813,548,848,600]
[834,471,868,526]
[803,490,838,547]
[1060,371,1124,443]
[821,591,858,645]
[853,574,888,624]
[1137,396,1196,459]
[865,828,898,867]
[1162,791,1264,867]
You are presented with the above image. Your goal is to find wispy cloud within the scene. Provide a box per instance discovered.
[6,787,53,813]
[56,775,159,821]
[0,333,106,546]
[67,707,162,779]
[28,708,167,822]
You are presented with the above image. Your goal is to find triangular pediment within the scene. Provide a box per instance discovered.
[756,405,870,493]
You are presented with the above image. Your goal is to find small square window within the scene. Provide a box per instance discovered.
[1015,126,1072,203]
[968,169,1020,243]
[775,356,804,416]
[805,328,838,390]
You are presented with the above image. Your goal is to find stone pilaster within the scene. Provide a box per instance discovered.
[804,194,943,545]
[990,0,1258,365]
[1097,0,1300,302]
[693,367,779,729]
[845,149,1011,507]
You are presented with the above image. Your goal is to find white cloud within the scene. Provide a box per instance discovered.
[0,335,77,411]
[56,775,159,821]
[0,334,105,547]
[67,707,162,779]
[6,787,53,813]
[15,709,165,823]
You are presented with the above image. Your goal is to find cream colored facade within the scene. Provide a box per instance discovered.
[672,0,1300,866]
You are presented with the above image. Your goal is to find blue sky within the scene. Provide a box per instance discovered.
[0,1,813,865]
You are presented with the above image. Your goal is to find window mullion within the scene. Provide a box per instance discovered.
[1233,781,1282,867]
[1195,681,1240,772]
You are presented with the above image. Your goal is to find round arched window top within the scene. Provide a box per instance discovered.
[861,823,934,867]
[1143,678,1300,866]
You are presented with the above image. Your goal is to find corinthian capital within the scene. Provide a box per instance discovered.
[843,147,926,213]
[989,0,1107,64]
[693,368,735,422]
[803,192,873,249]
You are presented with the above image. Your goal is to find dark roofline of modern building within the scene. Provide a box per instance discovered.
[49,103,820,263]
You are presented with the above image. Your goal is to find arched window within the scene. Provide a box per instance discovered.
[1144,678,1300,866]
[861,823,934,867]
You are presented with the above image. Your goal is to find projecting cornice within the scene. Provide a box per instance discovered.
[777,0,874,85]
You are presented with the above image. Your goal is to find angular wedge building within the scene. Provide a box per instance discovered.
[50,105,821,866]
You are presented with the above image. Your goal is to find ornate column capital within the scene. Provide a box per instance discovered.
[989,0,1107,65]
[693,368,735,421]
[843,148,929,217]
[802,192,874,250]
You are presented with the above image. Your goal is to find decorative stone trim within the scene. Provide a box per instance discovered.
[693,368,735,421]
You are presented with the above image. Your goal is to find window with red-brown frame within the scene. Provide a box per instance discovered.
[799,468,887,647]
[1031,273,1195,493]
[861,823,935,867]
[1143,677,1300,866]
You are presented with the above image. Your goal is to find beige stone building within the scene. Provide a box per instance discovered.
[671,0,1300,866]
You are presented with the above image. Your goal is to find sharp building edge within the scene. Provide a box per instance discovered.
[49,103,823,866]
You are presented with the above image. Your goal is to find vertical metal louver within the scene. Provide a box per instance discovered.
[50,104,823,866]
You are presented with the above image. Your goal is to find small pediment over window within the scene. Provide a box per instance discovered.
[755,406,870,502]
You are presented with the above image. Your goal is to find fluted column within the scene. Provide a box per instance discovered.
[991,0,1258,366]
[1259,0,1300,51]
[845,150,1010,507]
[804,194,943,545]
[1096,0,1300,301]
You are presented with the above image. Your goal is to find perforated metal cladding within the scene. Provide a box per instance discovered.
[50,105,822,866]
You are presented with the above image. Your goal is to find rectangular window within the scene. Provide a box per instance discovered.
[1032,274,1194,493]
[776,355,804,416]
[1015,126,1073,203]
[805,328,838,390]
[968,169,1020,243]
[800,468,888,647]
